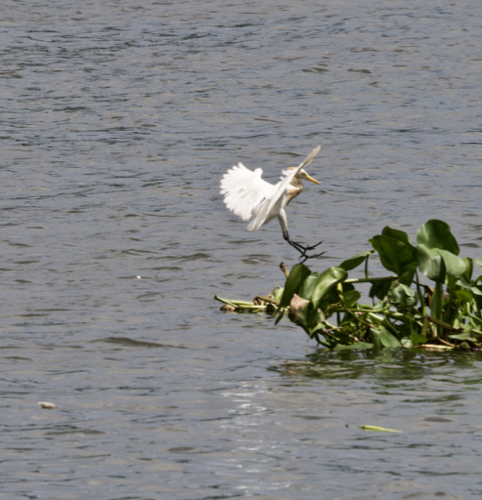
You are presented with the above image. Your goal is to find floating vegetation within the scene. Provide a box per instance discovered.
[359,425,403,433]
[215,288,282,314]
[217,220,482,352]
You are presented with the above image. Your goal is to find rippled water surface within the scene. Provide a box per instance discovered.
[2,1,482,498]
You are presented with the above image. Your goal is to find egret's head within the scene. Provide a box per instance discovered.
[289,167,320,185]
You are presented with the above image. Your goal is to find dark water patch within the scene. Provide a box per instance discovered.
[101,337,187,349]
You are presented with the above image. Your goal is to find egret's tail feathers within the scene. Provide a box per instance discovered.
[246,197,278,232]
[247,217,263,232]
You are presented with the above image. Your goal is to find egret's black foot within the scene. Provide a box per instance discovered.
[286,238,324,263]
[298,248,325,263]
[295,239,323,252]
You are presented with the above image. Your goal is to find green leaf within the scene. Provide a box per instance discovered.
[370,230,416,275]
[462,257,473,282]
[416,245,466,282]
[438,249,466,278]
[454,289,473,303]
[372,326,402,348]
[398,262,418,286]
[311,267,348,308]
[449,331,477,342]
[416,219,460,255]
[342,290,361,308]
[416,244,446,282]
[298,273,321,300]
[369,279,393,300]
[278,263,311,308]
[410,332,427,346]
[340,250,372,271]
[381,226,413,246]
[388,283,418,307]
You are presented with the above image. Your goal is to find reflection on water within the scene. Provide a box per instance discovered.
[273,348,482,383]
[2,0,482,498]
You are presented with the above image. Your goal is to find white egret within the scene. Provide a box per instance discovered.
[220,144,323,260]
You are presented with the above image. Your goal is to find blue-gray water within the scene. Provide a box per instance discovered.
[2,1,482,499]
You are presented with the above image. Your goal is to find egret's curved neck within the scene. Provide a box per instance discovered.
[286,178,303,204]
[290,176,303,189]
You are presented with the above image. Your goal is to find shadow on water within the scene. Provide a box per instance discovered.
[101,336,188,349]
[269,347,482,382]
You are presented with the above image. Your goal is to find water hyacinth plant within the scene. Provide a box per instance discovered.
[217,219,482,351]
[276,220,482,350]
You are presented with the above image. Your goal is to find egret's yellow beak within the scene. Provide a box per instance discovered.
[305,173,320,185]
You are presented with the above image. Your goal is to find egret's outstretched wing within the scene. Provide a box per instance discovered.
[220,163,274,221]
[247,144,321,231]
[296,143,321,172]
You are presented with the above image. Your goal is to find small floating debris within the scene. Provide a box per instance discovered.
[38,401,58,410]
[419,344,454,351]
[359,425,402,433]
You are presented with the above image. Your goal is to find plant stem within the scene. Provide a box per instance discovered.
[414,271,428,318]
[344,276,397,284]
[431,282,444,337]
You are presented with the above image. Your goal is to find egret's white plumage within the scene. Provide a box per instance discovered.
[221,144,323,259]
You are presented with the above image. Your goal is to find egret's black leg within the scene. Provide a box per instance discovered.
[282,230,324,262]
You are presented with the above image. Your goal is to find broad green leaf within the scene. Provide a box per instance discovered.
[438,249,466,278]
[379,328,402,348]
[398,262,418,286]
[342,290,361,308]
[388,282,418,307]
[449,331,477,342]
[475,259,482,270]
[311,266,348,308]
[410,332,427,346]
[416,244,445,282]
[455,277,471,291]
[462,257,473,282]
[451,275,482,298]
[461,322,482,330]
[416,219,460,255]
[298,272,321,300]
[340,250,372,271]
[417,245,466,282]
[278,263,311,308]
[369,279,393,300]
[454,289,473,303]
[370,231,416,275]
[381,226,413,246]
[372,326,402,348]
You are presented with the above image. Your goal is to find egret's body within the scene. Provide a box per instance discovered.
[221,144,323,260]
